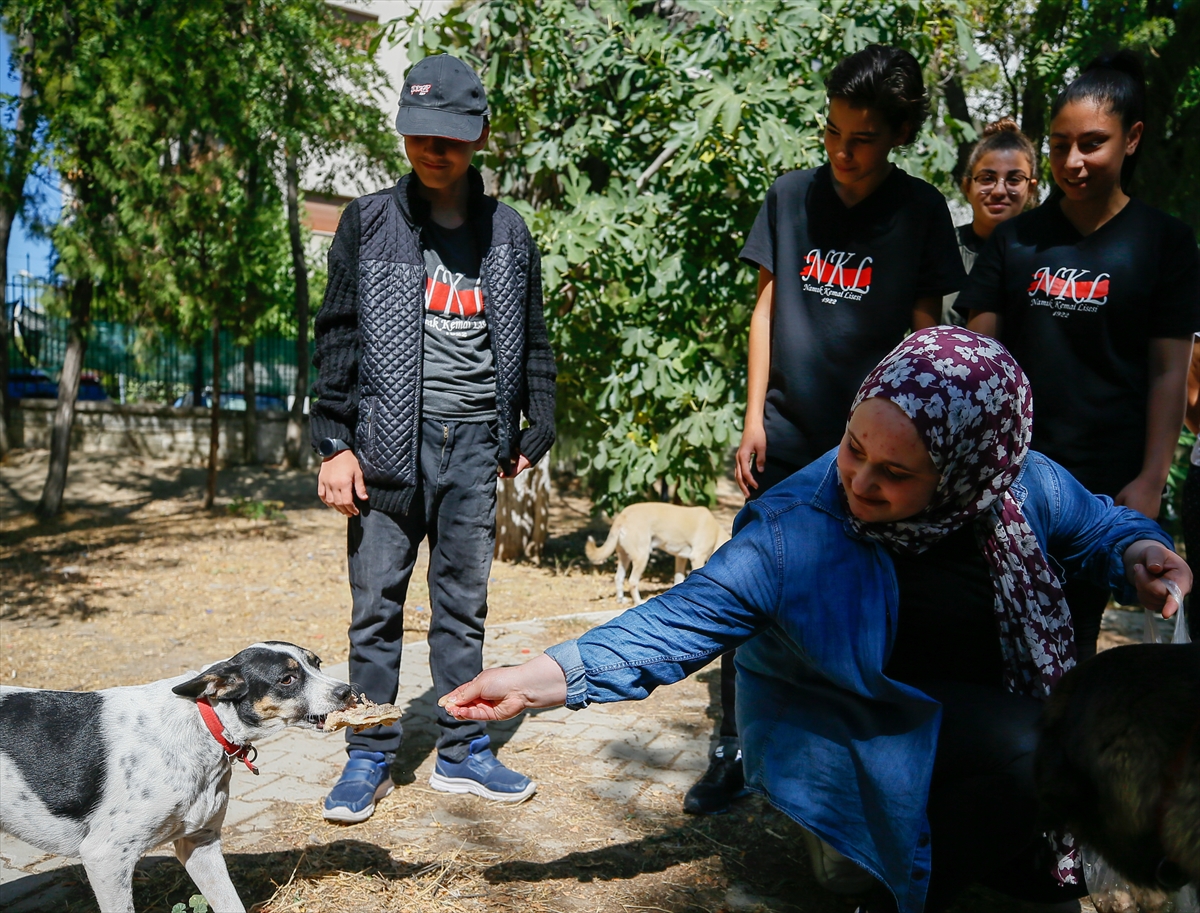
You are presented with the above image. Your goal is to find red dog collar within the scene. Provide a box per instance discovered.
[197,698,259,775]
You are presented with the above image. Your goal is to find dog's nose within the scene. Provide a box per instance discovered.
[333,682,353,705]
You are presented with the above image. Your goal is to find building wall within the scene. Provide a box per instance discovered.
[11,400,316,468]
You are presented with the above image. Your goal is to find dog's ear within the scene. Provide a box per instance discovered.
[172,662,249,701]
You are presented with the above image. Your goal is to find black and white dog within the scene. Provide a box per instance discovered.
[0,642,353,913]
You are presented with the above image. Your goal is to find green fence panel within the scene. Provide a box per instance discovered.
[5,276,315,405]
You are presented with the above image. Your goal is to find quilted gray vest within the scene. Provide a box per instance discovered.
[353,182,530,508]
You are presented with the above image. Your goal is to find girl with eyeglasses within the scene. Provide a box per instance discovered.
[940,119,1038,325]
[959,51,1200,660]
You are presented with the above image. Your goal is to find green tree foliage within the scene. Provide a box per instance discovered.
[4,0,400,508]
[405,0,972,512]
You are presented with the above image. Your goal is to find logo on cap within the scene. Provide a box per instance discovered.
[410,84,432,96]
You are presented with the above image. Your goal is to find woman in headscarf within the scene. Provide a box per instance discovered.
[438,328,1190,913]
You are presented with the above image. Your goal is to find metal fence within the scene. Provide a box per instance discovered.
[5,275,313,406]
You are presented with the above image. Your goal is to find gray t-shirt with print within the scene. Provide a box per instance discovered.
[421,221,496,420]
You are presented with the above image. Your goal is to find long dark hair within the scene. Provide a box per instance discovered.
[1051,50,1146,191]
[824,45,928,146]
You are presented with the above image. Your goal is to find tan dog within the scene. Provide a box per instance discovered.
[585,503,730,606]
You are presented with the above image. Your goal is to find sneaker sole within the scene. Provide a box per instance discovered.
[323,779,394,824]
[428,771,537,803]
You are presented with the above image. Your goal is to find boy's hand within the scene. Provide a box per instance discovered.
[1123,539,1192,618]
[318,450,368,516]
[735,422,767,499]
[499,453,532,478]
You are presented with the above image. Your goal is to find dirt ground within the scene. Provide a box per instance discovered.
[0,450,705,691]
[0,450,1140,913]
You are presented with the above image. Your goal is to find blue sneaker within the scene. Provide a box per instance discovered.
[429,735,536,802]
[323,750,394,823]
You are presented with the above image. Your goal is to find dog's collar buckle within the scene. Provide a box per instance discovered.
[197,698,260,775]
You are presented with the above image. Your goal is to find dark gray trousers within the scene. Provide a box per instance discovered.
[345,417,498,762]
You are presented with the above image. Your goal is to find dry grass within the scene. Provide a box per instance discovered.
[1,451,1130,913]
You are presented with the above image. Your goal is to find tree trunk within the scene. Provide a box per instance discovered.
[943,75,975,186]
[192,339,204,406]
[205,317,221,508]
[0,215,12,458]
[242,341,257,464]
[36,278,92,518]
[284,149,310,469]
[0,28,38,458]
[494,456,551,563]
[1020,78,1047,170]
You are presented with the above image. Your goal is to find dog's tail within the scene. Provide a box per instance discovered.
[585,516,622,564]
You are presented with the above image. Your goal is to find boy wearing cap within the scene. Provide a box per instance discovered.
[312,54,556,823]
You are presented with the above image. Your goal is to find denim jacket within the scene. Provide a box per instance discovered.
[546,451,1172,913]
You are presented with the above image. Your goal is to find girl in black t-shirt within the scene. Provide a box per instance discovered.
[686,46,965,843]
[960,52,1200,659]
[941,119,1038,325]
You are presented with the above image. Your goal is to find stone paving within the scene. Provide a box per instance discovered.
[1,607,724,912]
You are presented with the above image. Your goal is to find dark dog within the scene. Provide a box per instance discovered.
[0,642,353,913]
[1036,642,1200,891]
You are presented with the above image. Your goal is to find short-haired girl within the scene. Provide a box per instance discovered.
[941,119,1038,325]
[694,45,967,820]
[959,52,1200,660]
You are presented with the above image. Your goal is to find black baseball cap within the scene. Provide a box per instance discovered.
[396,54,490,142]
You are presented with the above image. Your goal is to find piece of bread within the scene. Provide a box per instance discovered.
[322,697,402,733]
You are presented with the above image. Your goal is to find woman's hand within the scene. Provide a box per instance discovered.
[439,653,568,721]
[1114,473,1165,520]
[1123,539,1192,618]
[735,421,767,498]
[318,450,367,517]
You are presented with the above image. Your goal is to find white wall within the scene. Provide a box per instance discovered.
[313,1,453,201]
[13,400,315,467]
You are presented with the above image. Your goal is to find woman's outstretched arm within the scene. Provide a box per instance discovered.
[442,499,784,720]
[1034,453,1191,615]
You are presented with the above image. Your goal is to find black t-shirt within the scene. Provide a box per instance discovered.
[421,221,497,420]
[740,164,965,468]
[941,224,987,326]
[957,223,985,256]
[955,199,1200,495]
[884,526,1004,688]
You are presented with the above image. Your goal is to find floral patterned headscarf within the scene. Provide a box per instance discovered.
[843,328,1076,700]
[844,327,1082,885]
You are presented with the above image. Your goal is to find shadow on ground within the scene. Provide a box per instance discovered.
[10,798,1043,913]
[1,451,322,517]
[12,840,422,913]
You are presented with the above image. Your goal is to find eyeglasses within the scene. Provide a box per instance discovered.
[971,171,1031,193]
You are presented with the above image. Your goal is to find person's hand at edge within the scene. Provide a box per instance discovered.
[439,653,568,721]
[1124,539,1192,618]
[1114,473,1165,521]
[318,450,367,517]
[735,422,766,499]
[499,453,532,478]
